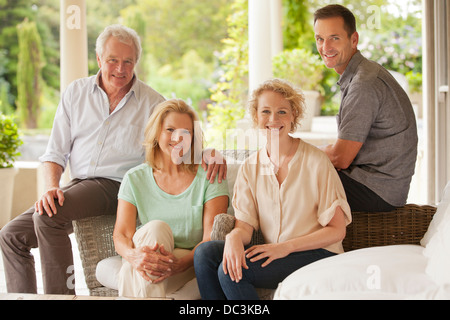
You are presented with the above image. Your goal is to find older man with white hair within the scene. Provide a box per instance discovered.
[0,24,165,295]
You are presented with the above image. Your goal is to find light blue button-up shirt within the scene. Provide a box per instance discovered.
[39,72,165,182]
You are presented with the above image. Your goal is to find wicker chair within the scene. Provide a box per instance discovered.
[72,203,436,297]
[72,214,118,296]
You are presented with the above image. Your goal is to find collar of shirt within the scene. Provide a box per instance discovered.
[91,71,141,110]
[337,50,365,89]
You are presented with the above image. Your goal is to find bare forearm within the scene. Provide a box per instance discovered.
[113,232,136,261]
[319,139,363,170]
[283,225,345,255]
[226,220,253,246]
[282,207,346,254]
[43,162,64,190]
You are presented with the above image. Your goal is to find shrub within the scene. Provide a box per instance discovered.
[0,114,23,168]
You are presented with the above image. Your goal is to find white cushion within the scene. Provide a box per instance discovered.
[274,245,438,300]
[421,181,450,286]
[409,284,450,300]
[424,209,450,285]
[96,255,122,290]
[421,181,450,246]
[166,278,201,300]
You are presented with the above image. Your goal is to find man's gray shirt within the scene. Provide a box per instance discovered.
[337,51,418,207]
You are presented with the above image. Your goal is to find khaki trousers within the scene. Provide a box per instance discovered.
[0,178,120,294]
[118,220,196,298]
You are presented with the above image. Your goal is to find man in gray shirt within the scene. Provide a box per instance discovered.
[314,4,418,212]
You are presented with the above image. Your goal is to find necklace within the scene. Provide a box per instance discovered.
[272,139,296,176]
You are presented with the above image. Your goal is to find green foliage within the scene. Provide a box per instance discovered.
[0,113,23,168]
[282,0,315,51]
[0,0,35,100]
[206,0,248,149]
[273,48,325,93]
[0,49,13,115]
[0,0,60,104]
[406,71,422,94]
[121,0,232,67]
[16,19,44,129]
[146,50,214,118]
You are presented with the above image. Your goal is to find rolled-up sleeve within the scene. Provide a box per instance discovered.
[39,87,72,170]
[232,162,260,231]
[316,159,352,227]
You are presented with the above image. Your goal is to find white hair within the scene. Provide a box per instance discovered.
[95,24,142,64]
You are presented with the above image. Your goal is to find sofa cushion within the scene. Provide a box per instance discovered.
[420,180,450,286]
[421,181,450,247]
[274,245,438,300]
[423,202,450,286]
[96,255,121,290]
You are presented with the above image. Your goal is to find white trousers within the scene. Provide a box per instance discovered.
[118,220,196,298]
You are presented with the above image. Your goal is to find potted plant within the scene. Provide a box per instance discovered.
[0,113,23,228]
[273,48,325,131]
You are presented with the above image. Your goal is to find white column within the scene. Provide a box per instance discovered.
[240,0,282,136]
[423,0,435,204]
[248,0,273,93]
[270,0,283,59]
[60,0,88,184]
[60,0,88,92]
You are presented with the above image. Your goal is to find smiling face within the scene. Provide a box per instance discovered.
[314,16,359,75]
[257,90,294,141]
[96,36,136,93]
[158,112,194,165]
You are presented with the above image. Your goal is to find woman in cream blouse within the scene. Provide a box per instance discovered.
[194,79,352,300]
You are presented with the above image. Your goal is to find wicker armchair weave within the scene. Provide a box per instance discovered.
[72,214,118,296]
[343,204,436,251]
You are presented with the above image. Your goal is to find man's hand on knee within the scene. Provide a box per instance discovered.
[35,188,65,217]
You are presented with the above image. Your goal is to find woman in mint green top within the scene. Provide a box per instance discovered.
[113,99,229,298]
[118,163,229,250]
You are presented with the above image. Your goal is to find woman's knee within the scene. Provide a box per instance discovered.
[194,241,224,261]
[133,220,174,249]
[194,241,225,274]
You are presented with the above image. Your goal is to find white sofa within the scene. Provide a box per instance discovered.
[274,181,450,300]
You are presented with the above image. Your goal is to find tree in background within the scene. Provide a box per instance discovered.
[121,5,149,82]
[16,19,44,129]
[0,49,14,115]
[206,0,248,149]
[0,0,34,112]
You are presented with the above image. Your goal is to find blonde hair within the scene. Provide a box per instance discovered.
[144,99,203,173]
[248,78,305,132]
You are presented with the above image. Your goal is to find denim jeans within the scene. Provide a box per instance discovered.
[194,240,336,300]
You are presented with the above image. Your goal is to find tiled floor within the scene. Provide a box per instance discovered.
[0,233,89,295]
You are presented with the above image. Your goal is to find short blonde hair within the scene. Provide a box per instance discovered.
[248,78,305,132]
[144,99,203,173]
